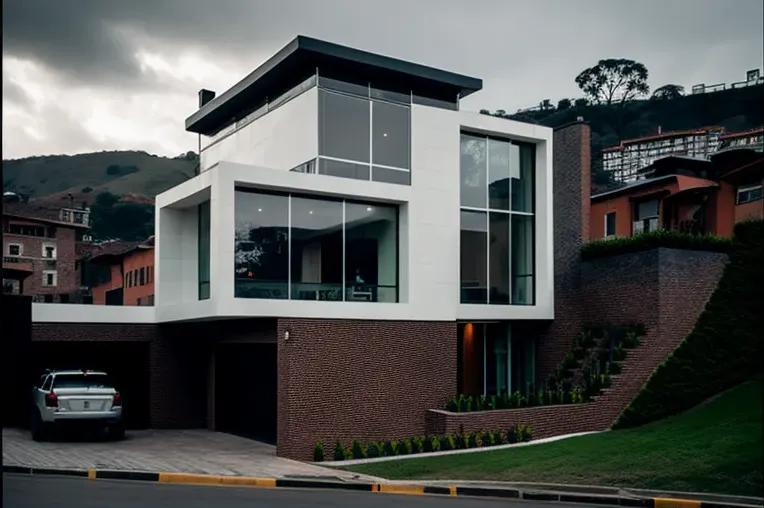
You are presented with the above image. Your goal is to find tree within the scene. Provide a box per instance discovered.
[574,98,589,109]
[557,98,572,111]
[651,84,685,101]
[575,59,649,105]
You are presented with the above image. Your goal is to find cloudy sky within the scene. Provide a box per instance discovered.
[3,0,763,160]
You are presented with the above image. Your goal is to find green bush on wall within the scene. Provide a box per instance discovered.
[614,220,764,429]
[581,229,732,261]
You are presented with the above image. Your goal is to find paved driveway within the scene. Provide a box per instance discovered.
[1,428,376,481]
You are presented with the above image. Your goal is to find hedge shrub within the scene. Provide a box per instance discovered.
[313,424,533,462]
[581,229,731,261]
[614,220,764,429]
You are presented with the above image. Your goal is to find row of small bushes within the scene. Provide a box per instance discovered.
[313,424,533,462]
[614,219,764,428]
[445,389,586,413]
[581,229,731,261]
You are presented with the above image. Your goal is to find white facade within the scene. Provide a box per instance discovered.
[153,91,554,324]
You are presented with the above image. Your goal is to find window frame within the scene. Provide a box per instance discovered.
[604,211,617,238]
[42,270,57,287]
[42,243,57,259]
[7,243,23,256]
[736,184,763,205]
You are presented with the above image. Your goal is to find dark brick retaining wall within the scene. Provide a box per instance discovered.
[277,318,457,460]
[428,248,728,439]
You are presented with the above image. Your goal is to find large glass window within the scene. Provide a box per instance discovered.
[234,192,289,299]
[198,201,211,300]
[290,197,344,301]
[345,202,398,303]
[460,210,487,304]
[318,90,370,163]
[372,100,410,169]
[317,81,411,185]
[459,132,536,305]
[234,189,398,302]
[460,134,487,208]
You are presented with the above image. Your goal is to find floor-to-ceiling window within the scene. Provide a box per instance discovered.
[457,322,536,397]
[234,188,398,302]
[459,133,535,305]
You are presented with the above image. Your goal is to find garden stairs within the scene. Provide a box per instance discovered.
[427,248,730,439]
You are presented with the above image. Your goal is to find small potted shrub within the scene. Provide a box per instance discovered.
[467,432,479,448]
[398,438,412,455]
[333,440,346,461]
[365,442,380,458]
[313,441,325,462]
[506,425,518,444]
[350,439,365,459]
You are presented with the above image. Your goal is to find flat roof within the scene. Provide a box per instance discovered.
[185,35,483,135]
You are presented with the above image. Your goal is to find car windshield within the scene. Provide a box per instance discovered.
[52,374,113,389]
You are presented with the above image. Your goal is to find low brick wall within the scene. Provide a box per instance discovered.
[426,403,599,438]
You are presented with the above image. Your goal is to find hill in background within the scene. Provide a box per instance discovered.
[2,150,197,205]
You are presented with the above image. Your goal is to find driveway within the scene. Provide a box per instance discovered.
[1,428,377,481]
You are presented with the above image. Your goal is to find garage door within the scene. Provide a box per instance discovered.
[29,342,150,429]
[215,343,277,444]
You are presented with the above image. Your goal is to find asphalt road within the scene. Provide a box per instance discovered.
[3,474,573,508]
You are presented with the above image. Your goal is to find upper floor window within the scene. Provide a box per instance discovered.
[4,223,54,238]
[234,188,398,303]
[8,243,22,256]
[633,199,660,234]
[737,184,763,205]
[42,270,57,287]
[459,132,536,305]
[317,79,411,186]
[42,244,57,259]
[139,267,146,286]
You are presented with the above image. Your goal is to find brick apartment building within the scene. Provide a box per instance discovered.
[2,201,90,301]
[591,147,763,239]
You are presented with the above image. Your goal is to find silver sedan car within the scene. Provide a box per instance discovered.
[31,369,124,441]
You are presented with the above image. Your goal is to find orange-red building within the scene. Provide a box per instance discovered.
[89,237,155,306]
[591,149,763,240]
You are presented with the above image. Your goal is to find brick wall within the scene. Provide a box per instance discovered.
[426,404,596,438]
[537,121,591,381]
[430,247,728,439]
[5,226,79,298]
[277,318,456,460]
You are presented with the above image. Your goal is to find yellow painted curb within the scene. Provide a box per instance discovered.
[378,484,425,495]
[87,469,96,480]
[654,498,702,508]
[158,473,224,485]
[449,486,457,496]
[222,477,276,488]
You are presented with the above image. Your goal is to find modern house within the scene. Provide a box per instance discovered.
[2,202,90,301]
[591,148,763,239]
[25,36,598,460]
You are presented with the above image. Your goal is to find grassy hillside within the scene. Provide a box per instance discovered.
[346,378,763,496]
[2,150,197,202]
[614,220,764,429]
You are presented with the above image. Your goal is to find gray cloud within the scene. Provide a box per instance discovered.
[2,0,763,158]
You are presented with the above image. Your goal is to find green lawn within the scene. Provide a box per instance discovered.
[346,378,763,497]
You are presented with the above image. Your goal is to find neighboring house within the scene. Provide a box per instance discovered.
[602,126,725,183]
[89,238,155,306]
[591,149,763,239]
[2,202,90,301]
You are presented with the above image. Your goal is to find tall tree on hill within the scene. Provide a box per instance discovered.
[575,58,650,105]
[651,84,685,100]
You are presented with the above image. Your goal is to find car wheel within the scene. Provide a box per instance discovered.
[30,411,46,442]
[108,423,125,441]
